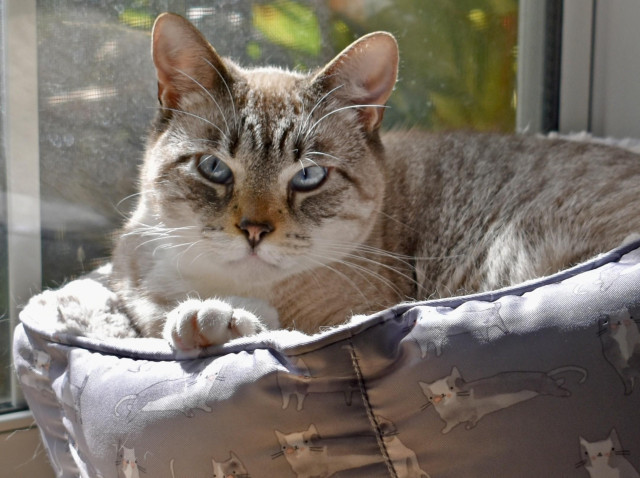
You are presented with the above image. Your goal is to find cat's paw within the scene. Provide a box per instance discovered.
[163,298,267,350]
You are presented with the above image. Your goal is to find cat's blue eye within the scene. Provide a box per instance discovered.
[290,166,328,192]
[197,154,233,185]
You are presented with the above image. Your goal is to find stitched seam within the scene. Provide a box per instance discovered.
[348,339,397,478]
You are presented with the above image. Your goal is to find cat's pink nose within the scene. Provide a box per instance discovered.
[237,218,274,248]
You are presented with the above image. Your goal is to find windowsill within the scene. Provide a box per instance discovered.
[0,409,56,477]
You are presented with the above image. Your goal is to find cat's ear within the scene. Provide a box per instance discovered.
[450,366,461,379]
[151,12,230,109]
[274,430,285,442]
[313,32,398,131]
[609,428,621,445]
[307,424,320,439]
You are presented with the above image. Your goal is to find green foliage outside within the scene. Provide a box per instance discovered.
[251,0,519,132]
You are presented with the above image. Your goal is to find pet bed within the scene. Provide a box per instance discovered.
[13,238,640,478]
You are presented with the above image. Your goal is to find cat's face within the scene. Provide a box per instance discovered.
[420,368,463,408]
[133,13,398,286]
[579,431,621,468]
[119,447,144,477]
[275,425,323,459]
[599,308,639,338]
[212,452,249,477]
[34,350,51,373]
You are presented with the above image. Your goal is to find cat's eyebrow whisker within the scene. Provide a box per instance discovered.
[156,106,227,140]
[305,151,343,164]
[304,104,388,141]
[202,57,238,129]
[299,84,344,142]
[175,66,230,137]
[300,157,321,169]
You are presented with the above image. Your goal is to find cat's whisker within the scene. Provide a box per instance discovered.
[298,157,321,172]
[113,191,144,214]
[574,460,587,468]
[299,84,344,142]
[175,66,230,136]
[320,242,416,271]
[157,106,227,140]
[322,251,413,298]
[316,237,464,263]
[372,208,420,233]
[420,402,432,411]
[135,235,184,252]
[305,150,344,164]
[306,251,405,301]
[270,451,284,459]
[202,57,237,128]
[305,256,370,303]
[314,242,424,294]
[304,104,388,141]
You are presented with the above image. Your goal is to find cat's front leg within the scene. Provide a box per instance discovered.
[163,298,276,350]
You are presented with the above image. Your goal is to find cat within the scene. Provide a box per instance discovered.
[420,365,587,433]
[409,302,508,358]
[598,306,640,395]
[116,446,146,478]
[113,361,224,420]
[276,356,357,411]
[273,424,381,477]
[377,416,430,478]
[211,452,250,478]
[19,349,52,392]
[577,429,640,478]
[35,11,639,349]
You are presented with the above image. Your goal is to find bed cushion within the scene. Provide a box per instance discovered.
[13,239,640,477]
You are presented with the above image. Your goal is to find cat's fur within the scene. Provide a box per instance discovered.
[98,12,640,349]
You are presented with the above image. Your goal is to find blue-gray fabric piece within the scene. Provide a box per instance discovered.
[13,240,640,477]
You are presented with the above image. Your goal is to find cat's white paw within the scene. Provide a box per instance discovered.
[163,298,267,350]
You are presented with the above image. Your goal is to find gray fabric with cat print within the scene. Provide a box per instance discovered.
[13,240,640,478]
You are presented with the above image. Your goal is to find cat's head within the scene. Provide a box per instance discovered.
[275,424,323,457]
[579,428,626,468]
[132,13,398,285]
[598,307,639,336]
[117,446,146,476]
[419,367,465,407]
[33,350,51,373]
[212,452,249,478]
